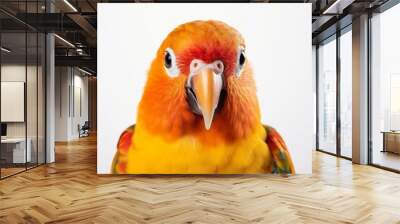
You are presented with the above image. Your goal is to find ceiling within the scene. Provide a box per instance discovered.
[0,0,395,74]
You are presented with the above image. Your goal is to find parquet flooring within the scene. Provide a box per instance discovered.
[0,167,26,178]
[1,135,400,223]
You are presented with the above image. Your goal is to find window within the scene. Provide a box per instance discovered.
[317,26,353,159]
[318,36,337,154]
[339,29,352,158]
[0,1,47,179]
[371,3,400,171]
[390,74,400,130]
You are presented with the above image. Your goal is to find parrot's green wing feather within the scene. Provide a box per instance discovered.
[111,125,135,174]
[264,125,295,175]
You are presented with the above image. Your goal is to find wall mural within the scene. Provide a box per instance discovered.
[98,4,313,174]
[112,20,294,174]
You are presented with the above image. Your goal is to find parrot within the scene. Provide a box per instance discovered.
[111,20,295,174]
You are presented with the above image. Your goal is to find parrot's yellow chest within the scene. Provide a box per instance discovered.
[125,126,270,174]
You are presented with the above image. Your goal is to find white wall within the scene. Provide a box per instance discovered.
[1,65,40,138]
[55,66,67,141]
[1,65,26,138]
[72,73,89,137]
[55,67,89,141]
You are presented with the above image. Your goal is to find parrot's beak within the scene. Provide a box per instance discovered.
[187,60,224,130]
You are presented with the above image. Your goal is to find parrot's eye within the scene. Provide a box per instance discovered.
[164,48,180,77]
[239,51,245,66]
[236,47,246,78]
[165,52,172,68]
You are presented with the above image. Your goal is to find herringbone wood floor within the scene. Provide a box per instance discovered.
[1,135,400,224]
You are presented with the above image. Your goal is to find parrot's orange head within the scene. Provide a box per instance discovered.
[138,20,261,143]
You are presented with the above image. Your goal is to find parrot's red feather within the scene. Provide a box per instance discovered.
[137,21,259,144]
[178,42,237,76]
[265,125,295,175]
[112,125,135,174]
[117,130,133,155]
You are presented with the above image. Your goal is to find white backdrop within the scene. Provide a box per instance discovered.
[98,3,312,174]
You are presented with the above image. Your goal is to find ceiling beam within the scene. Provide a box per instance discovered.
[323,0,356,14]
[67,13,97,39]
[312,15,335,33]
[55,55,96,70]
